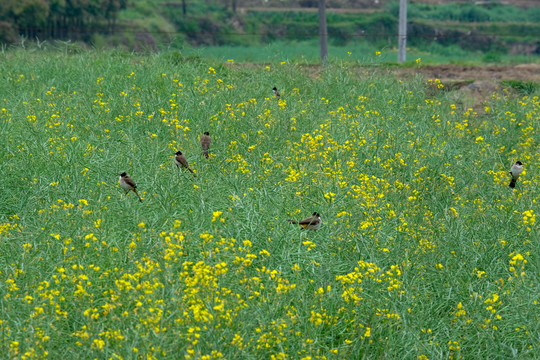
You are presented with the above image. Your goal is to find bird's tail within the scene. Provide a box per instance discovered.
[287,219,298,224]
[134,189,143,202]
[188,167,197,177]
[509,179,517,188]
[203,150,209,159]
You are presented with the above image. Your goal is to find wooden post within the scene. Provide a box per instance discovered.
[319,0,328,64]
[398,0,407,63]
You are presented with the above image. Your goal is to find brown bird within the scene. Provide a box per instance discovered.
[509,161,523,188]
[288,212,321,230]
[273,87,280,98]
[200,132,211,159]
[174,151,196,176]
[119,172,142,202]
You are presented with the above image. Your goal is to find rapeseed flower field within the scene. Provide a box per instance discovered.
[0,50,538,359]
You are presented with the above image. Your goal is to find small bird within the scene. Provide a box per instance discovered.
[509,161,523,188]
[200,132,211,159]
[119,172,142,202]
[175,151,196,176]
[273,87,280,98]
[288,212,321,230]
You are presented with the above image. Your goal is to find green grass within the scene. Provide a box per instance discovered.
[502,80,538,96]
[177,40,540,65]
[0,49,538,359]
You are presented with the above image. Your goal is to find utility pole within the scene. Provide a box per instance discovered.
[398,0,407,63]
[319,0,328,64]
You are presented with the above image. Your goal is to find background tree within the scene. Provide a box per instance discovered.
[10,0,50,39]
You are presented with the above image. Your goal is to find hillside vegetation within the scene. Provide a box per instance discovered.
[1,0,539,61]
[0,49,538,359]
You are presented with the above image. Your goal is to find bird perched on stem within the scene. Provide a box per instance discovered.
[509,161,523,188]
[273,87,280,98]
[175,151,196,176]
[200,132,211,159]
[119,172,142,202]
[288,212,321,230]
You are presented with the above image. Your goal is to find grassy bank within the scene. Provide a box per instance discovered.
[0,50,538,359]
[178,40,540,65]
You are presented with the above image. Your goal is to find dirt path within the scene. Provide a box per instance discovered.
[398,64,540,82]
[234,63,540,82]
[392,64,539,110]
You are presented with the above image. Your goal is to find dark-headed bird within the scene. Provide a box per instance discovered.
[119,172,143,202]
[201,132,211,159]
[175,151,196,176]
[509,161,523,188]
[288,212,321,230]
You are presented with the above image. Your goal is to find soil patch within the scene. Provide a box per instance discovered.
[397,64,540,82]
